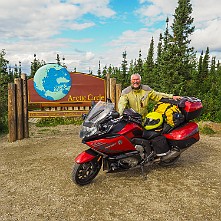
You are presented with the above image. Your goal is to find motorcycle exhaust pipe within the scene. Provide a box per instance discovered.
[161,148,182,161]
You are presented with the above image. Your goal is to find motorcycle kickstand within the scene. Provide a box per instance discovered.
[140,163,147,180]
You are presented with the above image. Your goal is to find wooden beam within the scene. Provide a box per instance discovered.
[8,83,17,142]
[106,73,110,99]
[110,78,116,106]
[21,74,29,138]
[14,78,24,140]
[115,83,122,112]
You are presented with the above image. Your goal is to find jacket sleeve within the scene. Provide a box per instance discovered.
[148,90,173,102]
[118,94,129,115]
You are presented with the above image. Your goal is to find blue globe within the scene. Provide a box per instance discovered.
[34,64,71,101]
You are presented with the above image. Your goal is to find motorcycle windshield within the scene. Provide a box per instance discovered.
[80,101,115,138]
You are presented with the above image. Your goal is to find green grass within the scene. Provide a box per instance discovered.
[200,126,216,135]
[36,117,83,127]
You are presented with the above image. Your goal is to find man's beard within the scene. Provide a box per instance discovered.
[131,84,141,90]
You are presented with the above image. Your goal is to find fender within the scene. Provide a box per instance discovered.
[75,149,98,164]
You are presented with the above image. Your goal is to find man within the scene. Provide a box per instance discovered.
[118,73,182,157]
[118,73,181,118]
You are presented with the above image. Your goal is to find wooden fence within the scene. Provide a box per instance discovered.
[8,74,29,142]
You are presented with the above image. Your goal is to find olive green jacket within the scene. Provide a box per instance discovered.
[118,85,173,117]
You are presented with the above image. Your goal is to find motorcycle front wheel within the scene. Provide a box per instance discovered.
[72,158,102,186]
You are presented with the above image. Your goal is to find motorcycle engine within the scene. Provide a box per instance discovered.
[119,157,139,168]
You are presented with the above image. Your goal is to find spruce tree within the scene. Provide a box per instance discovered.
[170,0,195,94]
[120,51,128,88]
[134,50,143,77]
[156,33,163,65]
[143,37,155,86]
[97,61,101,78]
[158,0,196,95]
[56,54,61,65]
[0,49,10,132]
[30,54,45,78]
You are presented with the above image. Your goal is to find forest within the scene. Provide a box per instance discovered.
[0,0,221,134]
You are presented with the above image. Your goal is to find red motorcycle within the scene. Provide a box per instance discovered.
[72,97,203,186]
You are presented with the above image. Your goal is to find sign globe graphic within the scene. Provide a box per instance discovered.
[34,63,71,101]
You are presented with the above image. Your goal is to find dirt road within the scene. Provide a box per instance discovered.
[1,124,221,221]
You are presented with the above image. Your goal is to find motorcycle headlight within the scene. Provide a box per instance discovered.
[80,126,97,138]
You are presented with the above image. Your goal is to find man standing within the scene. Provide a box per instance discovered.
[118,73,181,118]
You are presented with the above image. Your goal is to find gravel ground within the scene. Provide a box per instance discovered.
[1,123,221,221]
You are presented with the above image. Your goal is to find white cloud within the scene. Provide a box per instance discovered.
[135,0,221,59]
[1,0,221,75]
[0,0,115,73]
[67,22,95,30]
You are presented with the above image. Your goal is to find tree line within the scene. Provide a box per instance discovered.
[0,0,221,134]
[97,0,221,123]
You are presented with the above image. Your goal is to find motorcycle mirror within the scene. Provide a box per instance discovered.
[82,113,87,120]
[106,98,112,103]
[111,111,120,119]
[91,101,96,107]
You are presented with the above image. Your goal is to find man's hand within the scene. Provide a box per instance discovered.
[172,96,182,101]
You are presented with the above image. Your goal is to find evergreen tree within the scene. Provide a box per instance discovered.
[198,51,203,77]
[170,0,195,94]
[201,47,210,94]
[102,65,108,78]
[13,64,19,78]
[156,33,163,65]
[30,54,45,78]
[163,17,170,50]
[0,49,10,132]
[0,49,10,97]
[8,66,14,82]
[192,50,203,95]
[120,51,128,88]
[157,0,196,95]
[145,37,155,84]
[134,50,143,77]
[128,60,135,77]
[202,47,210,79]
[19,61,22,76]
[56,54,61,65]
[155,17,175,93]
[62,56,67,68]
[97,60,101,77]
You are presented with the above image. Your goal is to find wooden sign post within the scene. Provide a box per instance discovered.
[8,74,29,142]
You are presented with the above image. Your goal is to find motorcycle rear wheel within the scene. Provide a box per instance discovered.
[72,159,102,186]
[159,155,180,167]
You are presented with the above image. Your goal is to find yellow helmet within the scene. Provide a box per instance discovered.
[144,112,163,130]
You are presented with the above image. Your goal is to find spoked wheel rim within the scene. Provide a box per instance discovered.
[78,162,96,180]
[72,159,102,186]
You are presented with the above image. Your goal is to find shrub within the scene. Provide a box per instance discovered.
[36,117,83,127]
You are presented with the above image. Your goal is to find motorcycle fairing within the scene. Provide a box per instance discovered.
[85,134,136,154]
[75,149,98,163]
[117,122,143,139]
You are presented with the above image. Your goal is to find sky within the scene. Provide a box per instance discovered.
[0,0,221,75]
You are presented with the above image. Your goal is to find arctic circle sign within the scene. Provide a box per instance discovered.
[28,68,106,108]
